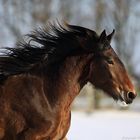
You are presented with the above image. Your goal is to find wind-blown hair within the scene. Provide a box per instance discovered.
[0,22,98,82]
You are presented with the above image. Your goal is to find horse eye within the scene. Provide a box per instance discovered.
[107,58,114,65]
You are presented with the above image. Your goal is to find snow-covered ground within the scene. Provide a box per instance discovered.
[67,110,140,140]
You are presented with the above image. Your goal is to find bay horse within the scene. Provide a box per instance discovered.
[0,22,136,140]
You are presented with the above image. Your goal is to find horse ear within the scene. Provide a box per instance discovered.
[99,30,107,43]
[107,29,115,43]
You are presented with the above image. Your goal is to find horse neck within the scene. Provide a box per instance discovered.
[43,54,93,109]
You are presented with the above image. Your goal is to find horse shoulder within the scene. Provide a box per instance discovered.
[0,75,57,139]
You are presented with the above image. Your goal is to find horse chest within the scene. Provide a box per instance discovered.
[51,110,71,140]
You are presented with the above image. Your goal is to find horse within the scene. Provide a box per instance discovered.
[0,22,136,140]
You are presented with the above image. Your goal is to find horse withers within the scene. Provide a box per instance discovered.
[0,22,136,140]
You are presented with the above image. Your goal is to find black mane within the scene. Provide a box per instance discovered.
[0,22,99,81]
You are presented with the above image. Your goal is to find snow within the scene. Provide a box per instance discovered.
[67,110,140,140]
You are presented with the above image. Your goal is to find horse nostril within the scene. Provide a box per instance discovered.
[127,92,136,100]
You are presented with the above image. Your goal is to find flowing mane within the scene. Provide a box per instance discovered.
[0,23,98,82]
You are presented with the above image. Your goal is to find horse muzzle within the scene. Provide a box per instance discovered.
[120,91,137,104]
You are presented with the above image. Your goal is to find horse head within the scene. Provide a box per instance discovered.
[82,29,136,104]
